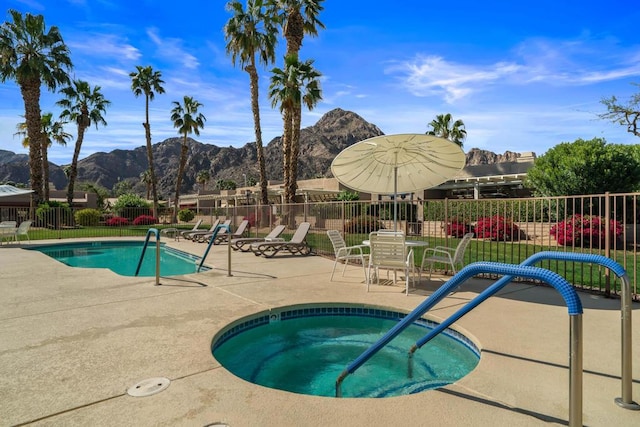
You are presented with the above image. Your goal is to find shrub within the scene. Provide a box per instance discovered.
[177,209,195,222]
[474,215,520,241]
[550,214,623,248]
[74,208,101,226]
[133,215,157,226]
[344,215,383,234]
[113,194,151,220]
[105,216,129,226]
[445,218,473,238]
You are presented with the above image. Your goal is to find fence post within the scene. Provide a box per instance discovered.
[605,192,611,296]
[444,198,449,245]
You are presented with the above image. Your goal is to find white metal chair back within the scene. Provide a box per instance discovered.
[15,220,32,243]
[327,229,348,253]
[452,232,474,266]
[367,231,414,294]
[421,232,474,279]
[327,230,369,282]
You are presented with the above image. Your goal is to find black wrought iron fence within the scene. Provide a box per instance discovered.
[1,192,638,299]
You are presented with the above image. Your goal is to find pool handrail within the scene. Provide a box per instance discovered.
[197,223,231,273]
[408,251,638,411]
[336,262,584,426]
[135,228,161,285]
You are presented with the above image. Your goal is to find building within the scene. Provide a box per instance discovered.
[177,156,536,209]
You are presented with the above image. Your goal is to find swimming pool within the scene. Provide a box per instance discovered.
[212,304,480,398]
[29,241,208,277]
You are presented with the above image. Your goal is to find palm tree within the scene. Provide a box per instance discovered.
[266,0,324,202]
[130,65,165,216]
[267,0,325,57]
[0,10,73,204]
[140,169,152,200]
[269,54,322,202]
[426,113,467,147]
[15,113,72,201]
[196,170,210,192]
[57,80,110,206]
[170,96,206,221]
[225,0,278,206]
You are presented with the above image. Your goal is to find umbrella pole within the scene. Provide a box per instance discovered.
[393,165,398,232]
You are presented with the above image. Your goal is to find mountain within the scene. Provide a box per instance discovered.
[0,108,533,197]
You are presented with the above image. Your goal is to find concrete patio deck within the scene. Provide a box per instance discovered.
[0,237,639,426]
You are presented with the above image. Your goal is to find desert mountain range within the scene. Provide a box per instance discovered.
[0,108,530,198]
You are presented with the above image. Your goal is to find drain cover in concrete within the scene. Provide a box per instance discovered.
[127,377,171,397]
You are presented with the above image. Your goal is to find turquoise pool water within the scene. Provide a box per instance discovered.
[29,241,207,277]
[212,305,480,398]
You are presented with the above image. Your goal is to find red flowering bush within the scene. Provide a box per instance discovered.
[133,215,157,226]
[550,215,623,248]
[445,218,472,237]
[474,215,520,241]
[105,216,129,226]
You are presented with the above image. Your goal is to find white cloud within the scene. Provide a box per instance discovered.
[386,55,522,103]
[146,27,199,69]
[385,35,640,104]
[67,33,141,61]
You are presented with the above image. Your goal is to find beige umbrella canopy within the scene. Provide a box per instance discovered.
[331,134,466,229]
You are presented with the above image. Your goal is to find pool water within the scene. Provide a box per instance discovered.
[212,308,480,398]
[30,241,208,277]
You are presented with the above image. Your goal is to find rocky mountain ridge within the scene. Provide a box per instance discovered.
[0,108,534,197]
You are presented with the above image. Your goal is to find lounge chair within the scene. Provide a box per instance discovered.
[230,224,286,252]
[195,219,232,242]
[178,219,204,238]
[184,219,220,241]
[250,222,312,258]
[205,219,249,244]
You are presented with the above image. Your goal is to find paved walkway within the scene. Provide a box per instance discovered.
[0,238,639,426]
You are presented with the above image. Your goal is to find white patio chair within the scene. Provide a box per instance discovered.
[367,230,415,295]
[420,232,474,280]
[12,220,32,244]
[327,230,369,282]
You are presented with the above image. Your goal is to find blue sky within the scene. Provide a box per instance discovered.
[1,0,640,165]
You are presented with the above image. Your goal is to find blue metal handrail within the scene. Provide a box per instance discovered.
[197,224,231,273]
[135,228,160,285]
[408,251,637,410]
[336,261,582,391]
[336,261,585,426]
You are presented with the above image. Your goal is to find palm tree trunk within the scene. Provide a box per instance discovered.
[19,78,44,205]
[41,141,50,201]
[288,105,302,203]
[66,125,86,206]
[144,96,159,217]
[247,63,269,207]
[174,136,189,222]
[282,106,293,203]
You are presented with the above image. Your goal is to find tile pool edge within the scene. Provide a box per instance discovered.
[211,302,482,359]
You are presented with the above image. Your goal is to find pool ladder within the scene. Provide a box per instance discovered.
[135,228,161,285]
[336,252,638,427]
[135,224,233,285]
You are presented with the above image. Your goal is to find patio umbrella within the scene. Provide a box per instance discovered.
[330,134,466,230]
